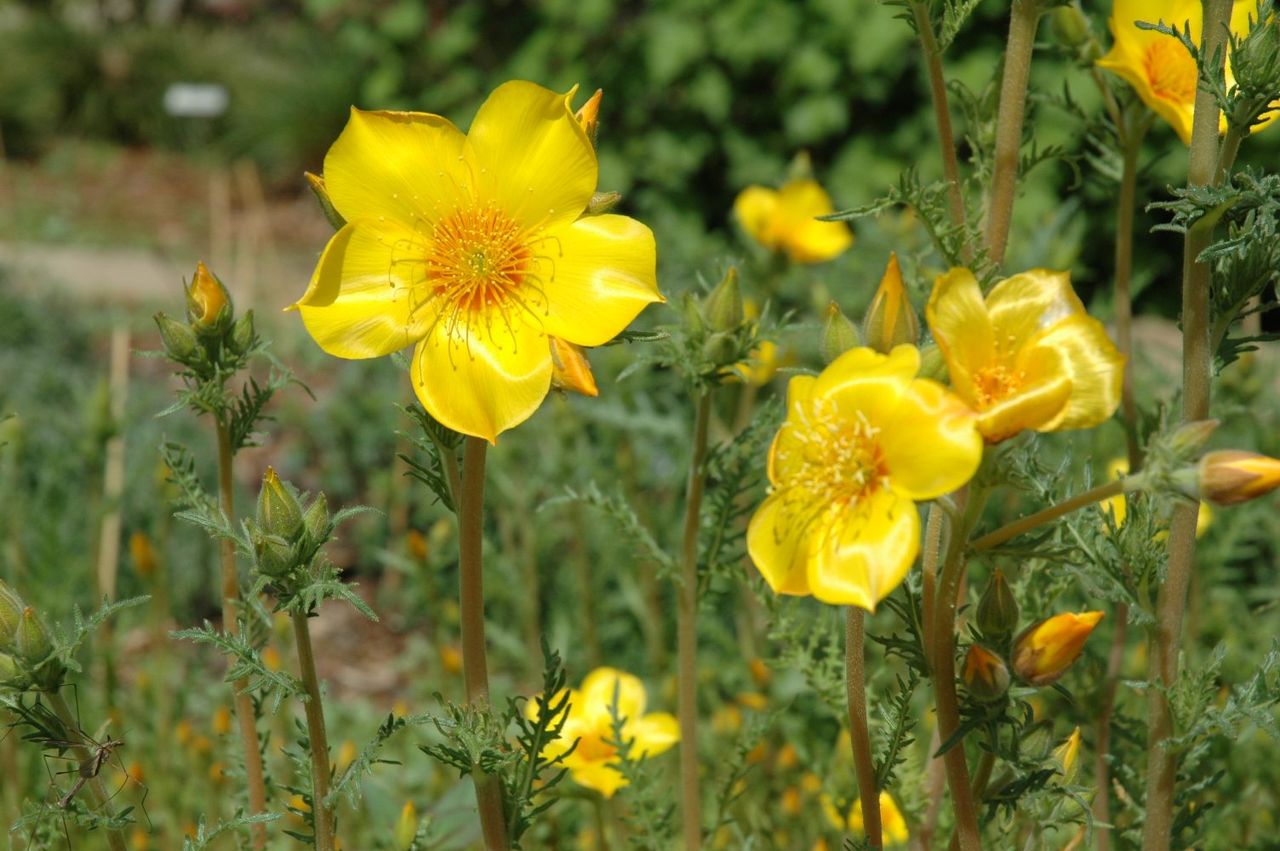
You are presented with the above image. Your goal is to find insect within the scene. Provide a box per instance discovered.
[55,734,125,809]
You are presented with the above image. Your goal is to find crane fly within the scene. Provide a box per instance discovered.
[55,735,125,809]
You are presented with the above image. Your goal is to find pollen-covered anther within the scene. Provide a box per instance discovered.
[424,204,538,315]
[973,363,1025,406]
[778,405,888,508]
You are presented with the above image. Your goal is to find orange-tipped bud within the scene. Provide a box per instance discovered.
[1012,611,1104,686]
[129,532,158,579]
[1196,450,1280,505]
[186,261,232,334]
[962,644,1011,702]
[575,88,603,145]
[863,253,919,354]
[1053,727,1082,783]
[549,337,599,397]
[257,467,303,539]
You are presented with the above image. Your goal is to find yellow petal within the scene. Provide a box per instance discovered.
[974,368,1074,443]
[628,712,679,758]
[580,667,647,727]
[985,269,1084,353]
[775,179,852,263]
[733,186,780,249]
[1025,314,1124,431]
[926,268,995,401]
[539,214,663,347]
[296,222,432,358]
[747,491,813,596]
[813,344,919,416]
[466,80,597,233]
[409,309,552,442]
[880,379,983,500]
[768,375,818,484]
[323,108,471,229]
[569,762,628,798]
[807,489,920,610]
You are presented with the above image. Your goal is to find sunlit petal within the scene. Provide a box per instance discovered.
[580,667,648,727]
[807,490,920,610]
[881,379,983,500]
[1025,314,1125,431]
[746,491,814,596]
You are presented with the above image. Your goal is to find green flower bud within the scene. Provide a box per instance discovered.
[305,172,347,231]
[976,569,1019,639]
[918,342,948,382]
[15,607,52,666]
[254,533,296,579]
[682,292,706,339]
[703,267,744,333]
[962,644,1011,703]
[586,191,622,215]
[820,301,859,364]
[0,579,24,651]
[1167,419,1219,458]
[0,651,26,690]
[186,262,233,336]
[154,312,197,360]
[230,310,256,356]
[303,492,331,543]
[701,331,737,368]
[258,467,303,539]
[1050,6,1091,49]
[863,253,919,354]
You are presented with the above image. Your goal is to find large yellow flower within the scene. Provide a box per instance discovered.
[733,179,853,263]
[747,345,982,610]
[293,81,663,442]
[1097,0,1278,144]
[926,268,1125,444]
[540,667,678,798]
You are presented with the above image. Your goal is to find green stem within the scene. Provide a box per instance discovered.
[215,418,269,850]
[45,691,128,851]
[984,0,1040,266]
[458,436,511,850]
[1142,3,1230,848]
[678,393,712,850]
[969,479,1125,552]
[1214,126,1245,185]
[845,607,882,849]
[911,1,969,251]
[1115,113,1150,471]
[292,611,336,851]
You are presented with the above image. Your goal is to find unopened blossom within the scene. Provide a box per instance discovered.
[1012,611,1104,686]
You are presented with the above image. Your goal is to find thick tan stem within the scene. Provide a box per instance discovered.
[678,394,712,850]
[845,608,882,849]
[1142,4,1229,848]
[458,436,511,850]
[911,1,969,251]
[984,0,1040,266]
[291,612,336,851]
[215,419,269,849]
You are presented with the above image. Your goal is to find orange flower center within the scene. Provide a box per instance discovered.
[972,363,1025,407]
[574,732,617,762]
[778,403,888,510]
[424,204,538,314]
[1144,39,1198,104]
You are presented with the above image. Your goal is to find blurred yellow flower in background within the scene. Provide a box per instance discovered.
[733,179,853,263]
[926,268,1124,444]
[821,790,909,846]
[1097,0,1278,143]
[747,345,982,609]
[1101,456,1212,537]
[732,340,795,386]
[540,666,678,798]
[293,80,663,442]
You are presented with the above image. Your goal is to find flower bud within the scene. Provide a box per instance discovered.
[703,267,744,333]
[701,331,737,367]
[1231,13,1280,99]
[254,534,296,579]
[129,532,158,579]
[863,253,919,354]
[0,651,25,689]
[15,606,53,665]
[1012,611,1104,687]
[682,292,706,339]
[0,579,25,650]
[1050,6,1091,49]
[820,301,859,364]
[1167,419,1219,457]
[549,337,599,397]
[154,312,197,360]
[305,172,347,231]
[1195,450,1280,505]
[917,342,948,381]
[1052,727,1082,784]
[962,644,1011,703]
[575,88,603,146]
[303,492,331,543]
[230,311,256,356]
[976,569,1019,639]
[257,467,303,539]
[395,800,420,851]
[186,262,232,335]
[586,190,621,215]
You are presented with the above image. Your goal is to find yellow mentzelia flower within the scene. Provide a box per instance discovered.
[747,345,982,609]
[1097,0,1278,144]
[541,667,678,798]
[926,268,1124,444]
[821,791,910,846]
[1012,611,1104,687]
[733,179,853,263]
[293,81,663,442]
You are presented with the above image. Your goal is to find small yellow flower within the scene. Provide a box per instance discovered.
[261,645,283,672]
[926,268,1124,444]
[439,643,463,674]
[781,786,803,816]
[1197,449,1280,505]
[822,791,910,846]
[336,740,358,775]
[406,529,429,562]
[130,826,150,851]
[747,345,982,609]
[1012,611,1104,687]
[395,800,419,851]
[538,666,678,798]
[733,178,853,263]
[294,81,663,443]
[1097,0,1278,144]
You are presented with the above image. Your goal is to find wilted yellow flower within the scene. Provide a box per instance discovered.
[1101,457,1212,536]
[733,179,853,263]
[863,254,920,354]
[747,345,982,609]
[539,667,678,798]
[293,81,663,443]
[1196,449,1280,505]
[1097,0,1278,144]
[1012,611,1104,686]
[821,791,909,846]
[1053,727,1083,783]
[926,268,1124,444]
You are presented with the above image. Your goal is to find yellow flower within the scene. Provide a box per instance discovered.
[732,340,795,386]
[926,268,1124,444]
[821,791,910,846]
[747,345,982,609]
[1012,611,1104,687]
[1197,449,1280,505]
[539,667,679,798]
[1097,0,1278,144]
[1101,457,1212,536]
[733,178,853,263]
[293,81,663,442]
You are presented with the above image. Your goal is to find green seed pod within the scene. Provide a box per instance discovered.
[917,342,948,382]
[154,312,197,361]
[0,651,25,689]
[820,301,859,364]
[0,579,24,651]
[682,292,706,339]
[703,267,744,333]
[976,569,1019,639]
[258,467,304,540]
